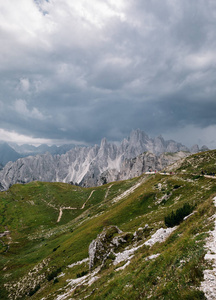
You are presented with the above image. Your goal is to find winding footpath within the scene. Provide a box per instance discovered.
[81,190,95,209]
[57,207,77,223]
[57,190,95,223]
[104,184,113,200]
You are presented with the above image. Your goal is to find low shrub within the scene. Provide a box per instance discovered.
[192,175,201,180]
[53,245,60,252]
[173,184,181,189]
[47,268,62,281]
[76,270,88,278]
[164,203,194,227]
[28,284,40,296]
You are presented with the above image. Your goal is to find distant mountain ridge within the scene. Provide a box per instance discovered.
[0,130,208,167]
[0,142,79,167]
[8,142,77,156]
[0,143,21,166]
[0,129,207,190]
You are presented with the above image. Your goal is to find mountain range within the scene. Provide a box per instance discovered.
[0,129,208,191]
[0,142,78,167]
[8,142,78,156]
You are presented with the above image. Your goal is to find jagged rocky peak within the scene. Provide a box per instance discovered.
[165,139,189,153]
[0,129,193,190]
[190,144,209,153]
[128,129,149,143]
[200,145,209,152]
[100,137,108,148]
[121,129,149,158]
[190,144,200,153]
[153,135,166,153]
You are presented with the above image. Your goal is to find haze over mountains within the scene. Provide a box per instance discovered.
[0,129,208,191]
[0,142,78,166]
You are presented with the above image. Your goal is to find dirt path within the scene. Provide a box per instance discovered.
[0,231,10,238]
[56,173,215,222]
[57,207,77,223]
[57,190,95,223]
[204,175,216,179]
[41,199,58,211]
[104,184,113,200]
[81,190,95,209]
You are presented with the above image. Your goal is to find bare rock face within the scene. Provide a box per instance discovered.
[89,226,122,270]
[190,144,200,154]
[0,129,191,190]
[88,226,136,270]
[88,225,153,270]
[98,151,189,184]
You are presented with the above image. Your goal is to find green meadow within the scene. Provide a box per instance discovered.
[1,150,216,299]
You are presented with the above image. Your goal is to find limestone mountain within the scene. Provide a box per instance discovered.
[0,130,190,190]
[0,142,78,168]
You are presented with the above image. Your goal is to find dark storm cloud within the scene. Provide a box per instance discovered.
[0,0,216,147]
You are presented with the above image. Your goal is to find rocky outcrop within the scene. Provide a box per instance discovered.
[97,151,189,185]
[190,144,200,154]
[88,224,177,270]
[88,226,135,270]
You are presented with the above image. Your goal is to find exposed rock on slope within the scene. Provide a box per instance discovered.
[89,225,124,270]
[88,225,177,271]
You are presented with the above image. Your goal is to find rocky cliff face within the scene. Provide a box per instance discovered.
[95,151,188,186]
[0,130,190,190]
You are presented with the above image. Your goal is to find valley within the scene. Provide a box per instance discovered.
[0,150,216,299]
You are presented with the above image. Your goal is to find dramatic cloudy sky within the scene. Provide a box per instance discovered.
[1,0,216,148]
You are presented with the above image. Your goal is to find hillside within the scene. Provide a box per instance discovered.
[0,150,216,299]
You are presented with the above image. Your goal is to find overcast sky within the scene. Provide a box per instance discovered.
[0,0,216,148]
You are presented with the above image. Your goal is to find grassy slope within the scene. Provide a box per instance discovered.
[176,149,216,174]
[0,151,216,299]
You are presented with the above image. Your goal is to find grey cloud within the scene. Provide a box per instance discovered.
[0,0,216,148]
